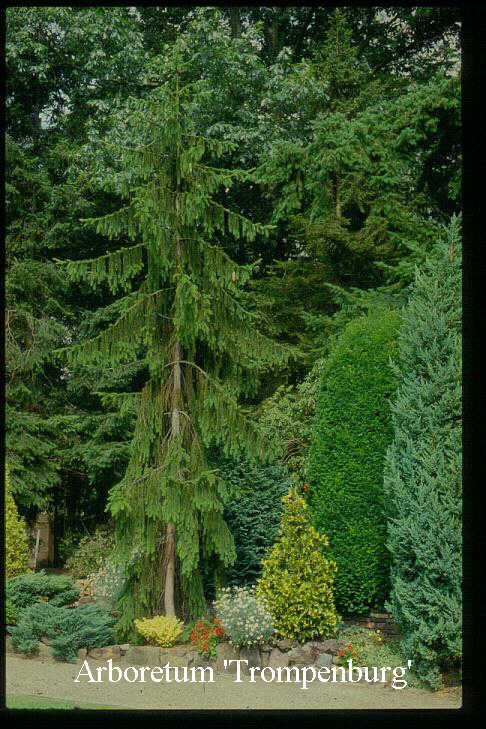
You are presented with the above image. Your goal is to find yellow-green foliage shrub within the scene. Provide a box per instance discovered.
[256,491,338,642]
[134,615,184,647]
[5,465,30,578]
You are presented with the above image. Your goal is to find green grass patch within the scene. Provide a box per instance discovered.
[6,694,122,710]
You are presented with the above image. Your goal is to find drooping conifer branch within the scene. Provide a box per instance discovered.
[58,288,172,367]
[59,243,145,294]
[81,204,140,241]
[208,200,271,241]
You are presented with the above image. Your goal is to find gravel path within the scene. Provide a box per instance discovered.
[6,654,461,710]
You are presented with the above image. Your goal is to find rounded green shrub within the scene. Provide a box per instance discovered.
[8,601,115,662]
[256,491,338,642]
[6,599,18,626]
[5,464,30,578]
[6,570,80,611]
[307,309,399,615]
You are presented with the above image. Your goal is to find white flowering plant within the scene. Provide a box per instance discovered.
[213,586,273,648]
[88,561,126,610]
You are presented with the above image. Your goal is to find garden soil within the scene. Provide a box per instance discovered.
[6,654,461,710]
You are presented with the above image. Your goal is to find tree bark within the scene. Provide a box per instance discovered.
[164,338,181,617]
[164,154,182,615]
[333,174,342,218]
[164,522,176,616]
[163,76,184,618]
[229,8,241,38]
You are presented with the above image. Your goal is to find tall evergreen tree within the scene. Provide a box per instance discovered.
[57,42,289,636]
[384,217,462,689]
[5,6,149,536]
[252,8,459,372]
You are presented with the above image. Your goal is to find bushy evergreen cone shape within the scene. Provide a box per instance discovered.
[215,454,290,587]
[307,309,399,614]
[5,464,30,578]
[384,219,462,690]
[256,491,338,642]
[57,41,289,638]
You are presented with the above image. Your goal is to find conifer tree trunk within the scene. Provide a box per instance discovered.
[333,173,341,219]
[229,8,241,38]
[164,339,181,616]
[164,181,182,615]
[164,521,176,616]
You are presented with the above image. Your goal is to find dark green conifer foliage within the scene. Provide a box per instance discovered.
[307,309,399,614]
[58,42,289,638]
[384,218,462,690]
[215,455,291,587]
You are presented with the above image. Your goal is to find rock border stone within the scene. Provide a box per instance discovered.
[6,637,348,672]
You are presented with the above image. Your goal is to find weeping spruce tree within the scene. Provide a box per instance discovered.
[59,47,288,637]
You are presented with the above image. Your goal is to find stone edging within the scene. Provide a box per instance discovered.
[6,638,348,673]
[342,613,399,639]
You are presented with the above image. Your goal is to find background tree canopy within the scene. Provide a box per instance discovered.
[6,7,460,634]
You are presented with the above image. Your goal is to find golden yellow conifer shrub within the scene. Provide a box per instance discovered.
[133,615,184,647]
[256,491,338,642]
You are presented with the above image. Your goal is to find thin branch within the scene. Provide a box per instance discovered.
[163,360,210,379]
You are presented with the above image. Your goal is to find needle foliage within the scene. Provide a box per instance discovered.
[57,39,290,638]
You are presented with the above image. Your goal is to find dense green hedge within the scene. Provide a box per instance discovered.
[307,309,399,615]
[384,227,462,690]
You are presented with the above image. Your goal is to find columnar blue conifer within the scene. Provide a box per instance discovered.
[384,217,462,689]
